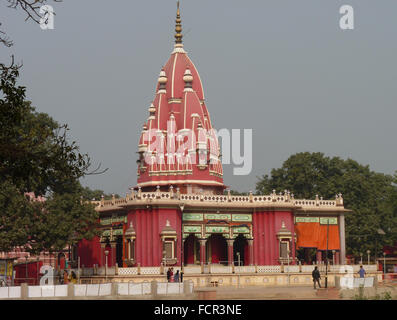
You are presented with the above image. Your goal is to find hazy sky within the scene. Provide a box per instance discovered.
[1,0,396,196]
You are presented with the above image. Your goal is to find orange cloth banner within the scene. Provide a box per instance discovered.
[295,222,340,250]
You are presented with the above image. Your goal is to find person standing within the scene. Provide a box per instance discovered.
[70,271,77,284]
[358,265,366,278]
[174,270,180,283]
[63,270,69,284]
[180,271,184,283]
[166,268,171,282]
[312,266,321,289]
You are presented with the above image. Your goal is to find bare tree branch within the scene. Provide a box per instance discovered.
[1,0,62,47]
[0,23,13,47]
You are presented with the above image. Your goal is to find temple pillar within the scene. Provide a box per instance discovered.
[227,239,234,266]
[100,243,106,267]
[291,237,296,265]
[110,242,117,267]
[199,239,206,265]
[316,250,322,263]
[248,239,254,266]
[335,251,340,265]
[339,213,346,264]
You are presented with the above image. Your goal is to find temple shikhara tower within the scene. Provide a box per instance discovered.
[77,3,350,270]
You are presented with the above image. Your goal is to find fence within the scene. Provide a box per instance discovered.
[114,264,377,275]
[0,280,194,299]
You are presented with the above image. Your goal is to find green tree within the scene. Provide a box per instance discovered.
[256,152,397,257]
[0,58,100,254]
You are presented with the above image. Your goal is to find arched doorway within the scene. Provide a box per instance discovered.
[233,234,248,266]
[183,234,200,265]
[206,234,227,265]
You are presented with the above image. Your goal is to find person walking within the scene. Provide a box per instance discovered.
[166,268,171,282]
[312,266,321,289]
[180,271,184,283]
[174,270,180,282]
[358,265,366,278]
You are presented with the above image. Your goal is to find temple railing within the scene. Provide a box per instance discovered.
[96,189,345,210]
[113,264,378,276]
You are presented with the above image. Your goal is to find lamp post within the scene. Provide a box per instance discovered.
[325,219,329,288]
[25,256,28,281]
[236,252,240,288]
[287,249,290,285]
[360,253,363,265]
[383,252,386,278]
[375,228,385,262]
[104,250,109,282]
[367,250,370,265]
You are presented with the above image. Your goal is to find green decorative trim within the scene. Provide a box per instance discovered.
[205,226,229,233]
[295,217,320,223]
[111,216,126,224]
[204,213,231,220]
[183,213,204,221]
[102,229,110,237]
[100,216,126,225]
[232,214,252,222]
[113,228,123,236]
[183,233,201,239]
[233,226,250,234]
[320,217,338,225]
[183,225,202,233]
[100,217,112,225]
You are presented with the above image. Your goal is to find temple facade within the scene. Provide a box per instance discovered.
[77,3,351,269]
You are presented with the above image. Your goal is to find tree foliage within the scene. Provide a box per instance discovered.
[256,152,397,257]
[0,59,99,254]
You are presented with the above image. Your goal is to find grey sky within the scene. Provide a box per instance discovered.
[1,0,396,196]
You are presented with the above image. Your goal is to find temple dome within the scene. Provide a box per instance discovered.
[135,3,224,194]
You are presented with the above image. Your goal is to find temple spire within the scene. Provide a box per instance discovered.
[175,1,183,45]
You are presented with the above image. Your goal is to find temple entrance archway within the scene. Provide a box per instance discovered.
[206,234,227,265]
[233,234,248,266]
[183,234,200,265]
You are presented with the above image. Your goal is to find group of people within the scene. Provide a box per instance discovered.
[311,265,366,289]
[61,270,77,284]
[166,267,183,282]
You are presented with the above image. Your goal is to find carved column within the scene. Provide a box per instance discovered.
[248,239,254,266]
[227,239,234,266]
[339,213,346,265]
[335,251,340,265]
[199,239,207,265]
[100,242,106,267]
[110,242,117,267]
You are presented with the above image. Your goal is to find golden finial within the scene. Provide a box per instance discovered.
[175,1,183,45]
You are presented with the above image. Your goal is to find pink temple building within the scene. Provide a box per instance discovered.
[76,3,351,269]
